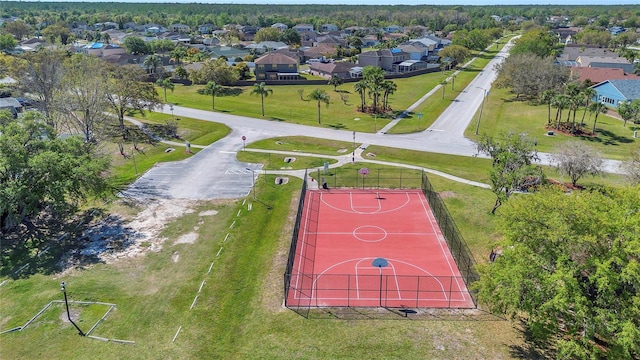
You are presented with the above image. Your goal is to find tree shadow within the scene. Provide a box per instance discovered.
[1,208,144,279]
[269,117,286,122]
[508,318,556,359]
[581,129,634,145]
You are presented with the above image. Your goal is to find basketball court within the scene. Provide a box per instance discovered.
[286,189,475,309]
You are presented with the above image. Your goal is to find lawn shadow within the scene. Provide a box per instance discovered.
[269,117,286,122]
[1,208,143,279]
[582,128,634,145]
[508,318,556,359]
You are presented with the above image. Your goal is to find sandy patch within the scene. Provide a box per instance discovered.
[75,199,196,265]
[199,210,218,216]
[171,251,180,263]
[175,232,198,244]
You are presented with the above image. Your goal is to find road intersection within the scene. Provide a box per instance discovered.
[123,39,623,200]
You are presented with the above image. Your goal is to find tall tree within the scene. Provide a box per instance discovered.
[381,80,397,111]
[2,20,31,41]
[328,74,343,91]
[105,63,160,135]
[56,55,112,144]
[353,80,367,112]
[589,101,607,134]
[476,186,640,359]
[250,82,272,117]
[156,77,175,102]
[204,81,223,110]
[19,49,67,124]
[476,132,544,214]
[363,66,384,113]
[438,44,471,66]
[0,34,17,54]
[309,88,330,124]
[143,54,162,79]
[540,89,557,125]
[618,100,640,128]
[0,112,110,232]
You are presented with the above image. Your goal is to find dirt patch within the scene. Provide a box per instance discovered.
[60,308,81,323]
[199,210,218,216]
[175,232,198,244]
[67,199,197,267]
[439,191,456,199]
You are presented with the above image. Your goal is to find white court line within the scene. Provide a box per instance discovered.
[308,257,447,302]
[320,191,412,215]
[417,192,467,302]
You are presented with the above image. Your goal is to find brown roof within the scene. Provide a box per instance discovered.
[254,52,297,65]
[570,67,631,83]
[309,61,356,73]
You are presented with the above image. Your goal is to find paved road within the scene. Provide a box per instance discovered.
[123,38,622,200]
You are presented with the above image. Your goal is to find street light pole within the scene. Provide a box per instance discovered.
[475,89,487,135]
[60,282,85,336]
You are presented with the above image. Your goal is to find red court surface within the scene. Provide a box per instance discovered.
[286,189,475,309]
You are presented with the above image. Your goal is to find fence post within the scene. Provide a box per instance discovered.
[448,276,453,308]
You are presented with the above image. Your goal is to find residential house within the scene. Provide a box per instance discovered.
[245,41,289,54]
[170,24,191,33]
[362,35,381,48]
[357,48,409,72]
[95,22,118,30]
[557,45,620,62]
[301,44,337,63]
[273,47,302,64]
[394,60,431,73]
[396,43,428,61]
[321,24,339,32]
[591,79,640,108]
[308,61,357,79]
[349,66,364,78]
[101,29,128,45]
[271,23,288,32]
[384,25,403,33]
[293,24,315,33]
[315,34,347,48]
[18,38,49,51]
[202,37,221,47]
[408,37,438,52]
[405,25,429,37]
[254,53,299,81]
[199,24,216,34]
[342,26,367,36]
[491,15,502,22]
[145,24,166,34]
[576,56,631,68]
[0,97,22,118]
[81,42,126,58]
[239,25,259,41]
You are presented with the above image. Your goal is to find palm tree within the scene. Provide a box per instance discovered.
[552,94,571,128]
[309,89,330,124]
[328,74,344,91]
[540,89,557,125]
[143,54,161,79]
[156,78,174,102]
[580,88,597,127]
[381,80,397,111]
[440,80,448,99]
[170,46,187,66]
[363,66,385,113]
[250,82,273,117]
[589,101,607,134]
[205,81,223,110]
[353,80,367,112]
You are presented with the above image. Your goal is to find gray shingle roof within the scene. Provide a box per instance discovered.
[609,79,640,100]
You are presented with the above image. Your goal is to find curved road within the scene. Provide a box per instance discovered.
[122,39,622,200]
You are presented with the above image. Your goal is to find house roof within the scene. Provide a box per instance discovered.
[309,61,356,73]
[557,46,618,61]
[254,52,297,65]
[397,44,426,53]
[593,79,640,100]
[576,56,630,67]
[570,67,630,83]
[0,97,22,109]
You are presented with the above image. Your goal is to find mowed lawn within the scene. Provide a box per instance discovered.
[465,86,640,160]
[160,51,499,134]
